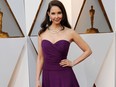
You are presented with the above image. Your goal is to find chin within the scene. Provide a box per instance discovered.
[55,22,60,25]
[54,21,61,25]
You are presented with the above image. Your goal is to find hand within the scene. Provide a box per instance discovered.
[59,59,74,67]
[36,80,41,87]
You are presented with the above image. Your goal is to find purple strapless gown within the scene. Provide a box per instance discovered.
[41,39,80,87]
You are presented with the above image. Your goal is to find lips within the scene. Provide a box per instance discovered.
[54,20,60,22]
[54,19,61,22]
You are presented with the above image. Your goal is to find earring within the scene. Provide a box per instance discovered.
[49,18,51,22]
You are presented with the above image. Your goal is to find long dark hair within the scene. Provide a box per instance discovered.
[38,0,71,36]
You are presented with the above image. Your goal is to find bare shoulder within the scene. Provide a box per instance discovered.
[64,27,78,35]
[39,29,48,39]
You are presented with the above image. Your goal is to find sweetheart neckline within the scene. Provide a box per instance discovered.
[42,39,70,44]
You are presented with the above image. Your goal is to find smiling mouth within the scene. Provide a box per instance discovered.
[54,19,61,22]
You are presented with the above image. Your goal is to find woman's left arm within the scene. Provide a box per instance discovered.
[71,30,92,66]
[59,30,92,67]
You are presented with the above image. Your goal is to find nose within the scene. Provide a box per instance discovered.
[55,14,59,18]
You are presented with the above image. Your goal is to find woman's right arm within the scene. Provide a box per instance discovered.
[36,36,44,87]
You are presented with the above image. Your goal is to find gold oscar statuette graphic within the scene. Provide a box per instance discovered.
[85,5,99,33]
[0,9,9,38]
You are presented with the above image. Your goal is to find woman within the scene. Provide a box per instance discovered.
[36,0,92,87]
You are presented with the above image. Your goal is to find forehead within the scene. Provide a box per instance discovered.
[50,6,61,12]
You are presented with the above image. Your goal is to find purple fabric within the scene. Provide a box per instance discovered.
[41,40,80,87]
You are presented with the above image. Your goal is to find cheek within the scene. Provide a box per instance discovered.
[49,15,54,20]
[59,15,63,19]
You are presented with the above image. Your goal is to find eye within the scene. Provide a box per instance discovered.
[58,12,62,14]
[51,12,55,15]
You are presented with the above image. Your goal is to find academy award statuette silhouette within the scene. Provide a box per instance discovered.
[0,10,9,38]
[85,5,99,33]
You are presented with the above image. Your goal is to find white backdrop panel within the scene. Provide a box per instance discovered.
[27,37,37,87]
[115,0,116,31]
[25,0,42,35]
[102,0,115,31]
[72,0,84,28]
[95,36,115,87]
[30,36,38,52]
[0,38,25,87]
[9,43,29,87]
[6,0,26,36]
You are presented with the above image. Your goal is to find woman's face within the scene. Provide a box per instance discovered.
[48,6,63,25]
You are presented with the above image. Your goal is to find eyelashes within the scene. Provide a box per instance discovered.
[51,12,62,15]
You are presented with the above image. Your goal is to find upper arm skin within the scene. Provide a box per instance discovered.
[37,36,44,60]
[36,35,44,81]
[71,30,92,53]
